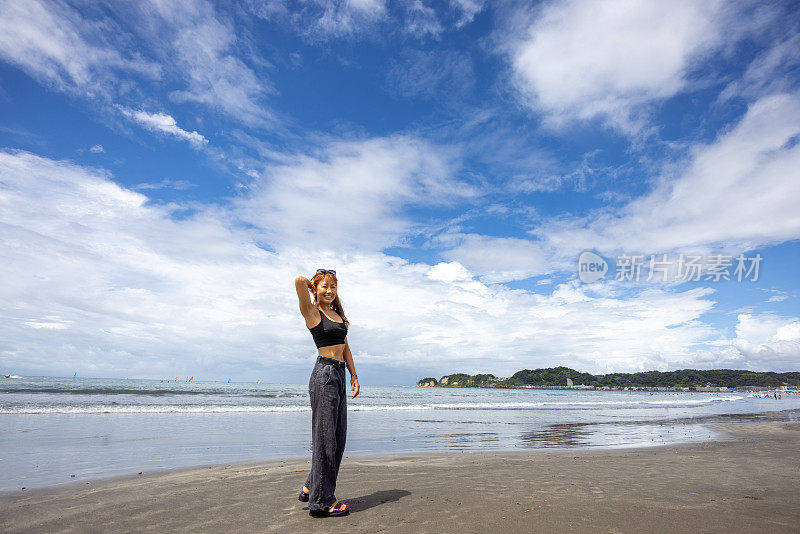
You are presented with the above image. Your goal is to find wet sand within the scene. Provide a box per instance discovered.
[1,422,799,533]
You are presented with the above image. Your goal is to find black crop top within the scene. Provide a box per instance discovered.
[308,307,348,348]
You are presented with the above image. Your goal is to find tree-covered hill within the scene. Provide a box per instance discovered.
[417,367,800,388]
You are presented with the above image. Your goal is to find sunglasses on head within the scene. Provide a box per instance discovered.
[316,269,336,276]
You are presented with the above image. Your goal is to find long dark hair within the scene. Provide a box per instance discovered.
[310,272,349,328]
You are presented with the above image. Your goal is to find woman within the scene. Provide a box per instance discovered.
[294,269,360,517]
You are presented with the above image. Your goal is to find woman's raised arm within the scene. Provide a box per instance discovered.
[295,276,315,318]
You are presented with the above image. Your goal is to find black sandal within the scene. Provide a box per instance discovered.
[309,501,349,517]
[298,487,309,502]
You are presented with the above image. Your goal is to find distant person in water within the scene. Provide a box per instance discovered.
[294,269,360,517]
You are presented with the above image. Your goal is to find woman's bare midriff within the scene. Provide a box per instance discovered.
[318,345,345,361]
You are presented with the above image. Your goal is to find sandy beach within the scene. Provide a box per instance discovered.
[2,422,798,533]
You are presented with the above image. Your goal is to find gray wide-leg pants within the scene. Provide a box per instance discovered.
[304,357,347,511]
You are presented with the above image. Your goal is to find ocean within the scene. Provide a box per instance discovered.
[2,376,799,492]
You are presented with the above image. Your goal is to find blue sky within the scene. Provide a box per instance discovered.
[0,0,799,385]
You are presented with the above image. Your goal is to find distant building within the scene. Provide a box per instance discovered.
[566,378,573,387]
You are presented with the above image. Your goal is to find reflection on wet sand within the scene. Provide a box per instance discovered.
[420,431,500,449]
[520,423,591,447]
[517,408,800,449]
[583,407,800,430]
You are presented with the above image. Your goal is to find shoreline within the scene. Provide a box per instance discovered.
[2,421,799,532]
[0,416,729,496]
[0,427,723,499]
[3,405,798,496]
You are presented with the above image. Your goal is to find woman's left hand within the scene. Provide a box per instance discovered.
[350,375,360,399]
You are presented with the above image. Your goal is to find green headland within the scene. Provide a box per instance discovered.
[417,367,800,390]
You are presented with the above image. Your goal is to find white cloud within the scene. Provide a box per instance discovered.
[689,313,800,371]
[0,149,288,380]
[427,261,473,283]
[3,148,780,382]
[246,0,388,40]
[24,320,69,330]
[236,135,478,253]
[133,178,196,191]
[243,0,287,20]
[314,0,388,38]
[450,0,486,28]
[247,0,476,41]
[138,0,276,126]
[508,0,726,132]
[732,314,800,364]
[512,152,597,193]
[719,32,800,102]
[404,0,443,39]
[386,48,474,100]
[0,0,161,99]
[365,268,726,376]
[0,0,274,126]
[119,107,208,148]
[434,233,551,283]
[426,93,800,284]
[534,93,800,261]
[89,144,105,153]
[762,289,789,303]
